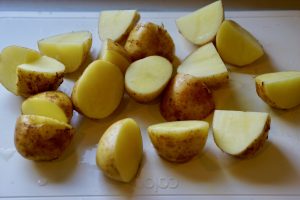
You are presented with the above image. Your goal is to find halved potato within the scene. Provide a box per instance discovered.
[16,56,65,97]
[160,73,215,121]
[213,110,270,158]
[99,10,140,44]
[38,31,92,73]
[99,49,130,74]
[177,42,228,88]
[100,39,130,60]
[14,115,75,161]
[255,71,300,109]
[216,20,264,66]
[148,120,209,163]
[21,91,73,123]
[124,22,175,61]
[0,46,40,95]
[71,60,124,119]
[96,118,143,183]
[176,0,223,45]
[125,56,173,103]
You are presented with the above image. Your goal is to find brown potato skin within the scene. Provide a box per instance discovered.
[14,115,75,161]
[160,73,215,121]
[26,91,73,123]
[255,80,282,109]
[124,22,175,61]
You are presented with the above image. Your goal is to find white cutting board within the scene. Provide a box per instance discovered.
[0,11,300,200]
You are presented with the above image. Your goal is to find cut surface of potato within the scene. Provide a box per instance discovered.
[177,42,228,88]
[71,60,124,119]
[125,56,173,103]
[148,120,209,163]
[100,39,130,60]
[96,118,143,183]
[99,10,140,43]
[255,71,300,109]
[21,91,73,123]
[0,46,40,95]
[213,110,270,158]
[38,31,92,73]
[160,73,215,121]
[16,56,65,97]
[14,115,75,161]
[124,22,175,61]
[99,49,130,74]
[176,0,223,45]
[216,20,264,66]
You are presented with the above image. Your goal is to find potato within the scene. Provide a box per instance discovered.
[16,56,65,97]
[160,73,215,121]
[213,110,271,158]
[177,42,228,88]
[99,49,130,74]
[0,46,41,95]
[216,20,264,66]
[124,22,175,61]
[255,71,300,109]
[99,10,140,44]
[100,39,130,60]
[125,56,173,103]
[21,91,73,123]
[14,115,75,161]
[176,0,223,45]
[148,120,209,163]
[96,118,143,183]
[38,31,92,73]
[71,60,124,119]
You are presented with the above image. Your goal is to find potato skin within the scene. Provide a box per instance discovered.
[124,22,175,61]
[14,115,74,161]
[26,91,73,123]
[17,69,64,97]
[255,80,280,109]
[160,73,215,121]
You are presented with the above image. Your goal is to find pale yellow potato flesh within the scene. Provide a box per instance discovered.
[213,110,270,158]
[176,0,223,45]
[255,71,300,109]
[125,56,173,103]
[216,20,264,66]
[177,42,228,88]
[38,31,92,73]
[71,60,124,119]
[21,91,73,123]
[14,115,75,161]
[148,120,209,163]
[99,10,140,43]
[96,118,143,182]
[100,39,130,60]
[16,56,65,97]
[0,46,40,95]
[99,49,130,74]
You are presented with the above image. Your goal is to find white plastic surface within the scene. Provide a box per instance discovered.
[0,11,300,200]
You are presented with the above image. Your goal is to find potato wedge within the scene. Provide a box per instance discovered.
[38,31,92,73]
[124,22,175,61]
[21,91,73,123]
[0,46,40,95]
[100,39,130,60]
[99,49,130,74]
[16,56,65,97]
[255,71,300,109]
[125,56,173,103]
[148,120,209,163]
[213,110,270,158]
[216,20,264,66]
[176,0,223,45]
[14,115,75,161]
[160,73,215,121]
[96,118,143,183]
[71,60,124,119]
[177,42,228,88]
[99,10,140,44]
